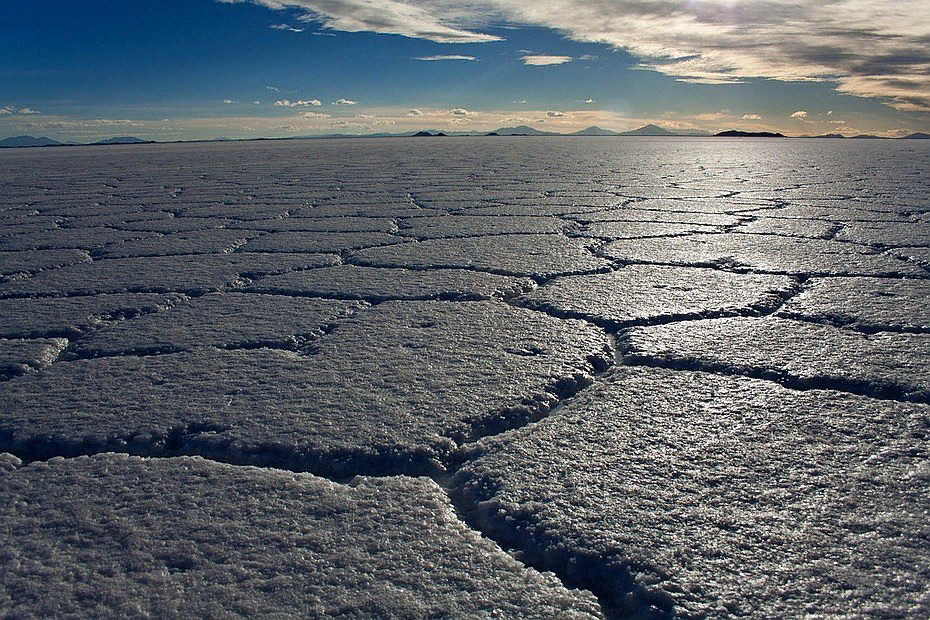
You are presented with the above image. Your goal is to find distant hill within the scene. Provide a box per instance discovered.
[849,134,882,139]
[808,133,846,138]
[715,130,785,138]
[903,132,930,139]
[491,125,559,136]
[0,135,63,148]
[572,126,620,136]
[620,124,676,136]
[93,136,151,145]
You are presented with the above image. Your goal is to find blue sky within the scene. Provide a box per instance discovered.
[2,0,928,140]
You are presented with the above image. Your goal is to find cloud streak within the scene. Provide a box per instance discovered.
[221,0,930,111]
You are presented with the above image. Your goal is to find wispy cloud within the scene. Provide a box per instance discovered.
[742,114,762,120]
[270,23,304,32]
[333,99,358,105]
[450,108,469,115]
[275,99,322,107]
[220,0,930,111]
[266,85,280,92]
[790,110,808,119]
[546,110,567,117]
[521,54,573,66]
[300,111,331,118]
[414,55,476,61]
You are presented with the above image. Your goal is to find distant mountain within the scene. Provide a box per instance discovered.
[93,136,151,145]
[715,130,785,138]
[849,134,882,139]
[412,130,446,137]
[808,133,846,138]
[491,125,559,136]
[0,135,63,148]
[903,132,930,139]
[572,126,620,136]
[620,124,676,136]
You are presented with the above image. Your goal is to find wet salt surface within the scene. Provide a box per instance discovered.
[1,137,929,618]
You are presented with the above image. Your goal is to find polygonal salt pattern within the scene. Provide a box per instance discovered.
[624,316,930,401]
[68,293,367,357]
[0,249,90,276]
[567,208,743,226]
[731,217,841,238]
[0,338,68,378]
[835,222,930,247]
[239,231,405,253]
[0,253,340,296]
[1,301,612,475]
[601,233,926,276]
[227,216,397,233]
[0,454,602,619]
[523,266,796,328]
[94,229,259,258]
[578,221,720,239]
[111,217,232,233]
[452,367,930,619]
[246,265,534,302]
[351,234,611,278]
[778,277,930,331]
[0,227,158,251]
[0,293,183,339]
[395,215,571,239]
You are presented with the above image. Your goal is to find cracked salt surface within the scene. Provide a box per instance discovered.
[2,137,929,618]
[0,454,601,618]
[452,367,930,618]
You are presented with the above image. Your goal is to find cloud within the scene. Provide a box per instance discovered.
[17,108,41,114]
[253,100,261,104]
[407,109,423,116]
[333,99,357,105]
[223,99,234,104]
[450,108,469,115]
[220,0,930,111]
[827,110,833,116]
[270,23,304,32]
[742,114,762,120]
[266,85,280,92]
[0,106,13,115]
[277,124,300,132]
[275,99,322,107]
[546,110,567,117]
[300,112,331,118]
[521,54,573,66]
[790,110,809,118]
[583,99,595,104]
[578,54,597,61]
[414,55,476,61]
[219,0,501,43]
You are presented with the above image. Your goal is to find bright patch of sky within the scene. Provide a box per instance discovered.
[1,0,927,141]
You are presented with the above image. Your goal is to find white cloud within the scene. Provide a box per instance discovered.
[790,110,808,119]
[414,55,476,61]
[583,99,595,104]
[277,124,301,132]
[223,99,234,104]
[407,109,423,116]
[0,106,13,115]
[219,0,930,111]
[266,85,280,92]
[521,54,573,66]
[253,100,261,105]
[546,110,567,117]
[827,110,833,116]
[450,108,469,115]
[270,23,304,32]
[742,114,762,120]
[300,112,331,118]
[275,99,323,107]
[333,99,357,105]
[17,108,41,114]
[514,100,527,104]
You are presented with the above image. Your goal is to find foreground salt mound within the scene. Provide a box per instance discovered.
[601,233,925,276]
[0,454,602,618]
[778,277,930,331]
[624,316,930,401]
[0,338,68,378]
[246,265,534,302]
[523,266,794,328]
[1,301,611,475]
[0,253,339,296]
[452,367,930,618]
[351,234,610,278]
[68,293,366,356]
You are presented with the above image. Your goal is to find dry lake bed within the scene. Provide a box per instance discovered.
[1,137,929,618]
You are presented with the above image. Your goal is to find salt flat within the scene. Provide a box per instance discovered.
[1,137,929,619]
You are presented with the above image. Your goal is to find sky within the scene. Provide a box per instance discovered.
[2,0,929,141]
